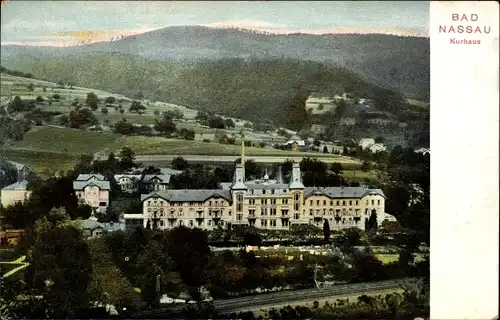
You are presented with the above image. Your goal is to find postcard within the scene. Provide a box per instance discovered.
[0,1,497,319]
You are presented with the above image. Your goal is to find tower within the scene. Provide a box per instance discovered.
[276,166,284,184]
[241,135,246,179]
[289,162,305,189]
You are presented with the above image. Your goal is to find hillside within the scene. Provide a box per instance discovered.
[0,55,405,131]
[0,26,430,99]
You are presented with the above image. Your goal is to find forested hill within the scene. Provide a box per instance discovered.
[1,54,407,131]
[0,26,429,99]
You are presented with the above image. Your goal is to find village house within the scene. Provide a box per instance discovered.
[281,140,306,152]
[114,174,142,193]
[1,180,31,208]
[358,138,376,150]
[73,174,110,214]
[415,148,430,156]
[368,143,387,153]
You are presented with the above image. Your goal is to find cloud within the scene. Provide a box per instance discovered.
[205,20,289,30]
[205,21,428,37]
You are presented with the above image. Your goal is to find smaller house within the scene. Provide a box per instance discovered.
[415,148,430,156]
[77,215,104,239]
[368,143,387,153]
[73,174,110,214]
[141,174,172,192]
[359,138,376,150]
[331,145,344,154]
[114,174,142,193]
[282,140,306,152]
[1,181,31,208]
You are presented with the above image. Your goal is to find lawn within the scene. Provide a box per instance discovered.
[375,253,427,265]
[0,148,80,173]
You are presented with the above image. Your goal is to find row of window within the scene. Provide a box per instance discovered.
[147,200,228,207]
[308,199,381,206]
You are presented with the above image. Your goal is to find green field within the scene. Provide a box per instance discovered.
[375,253,427,264]
[1,126,361,173]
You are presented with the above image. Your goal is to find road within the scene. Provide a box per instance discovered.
[135,278,416,317]
[131,154,360,165]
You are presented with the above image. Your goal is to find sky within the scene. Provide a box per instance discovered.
[1,1,429,47]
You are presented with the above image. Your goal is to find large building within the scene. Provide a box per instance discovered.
[137,144,386,231]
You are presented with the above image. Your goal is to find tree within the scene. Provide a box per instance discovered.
[323,219,331,242]
[100,107,108,114]
[318,103,324,110]
[27,83,34,91]
[365,209,378,233]
[375,136,385,143]
[26,217,92,318]
[129,101,146,113]
[165,227,211,300]
[114,118,135,135]
[104,96,116,104]
[0,159,18,188]
[322,146,329,153]
[86,92,98,110]
[119,147,136,170]
[154,113,176,135]
[52,93,61,100]
[171,157,188,170]
[35,96,44,103]
[119,109,125,114]
[224,118,235,129]
[208,116,226,129]
[69,108,98,128]
[331,163,342,175]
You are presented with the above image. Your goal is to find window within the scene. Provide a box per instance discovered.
[209,201,212,206]
[349,201,352,205]
[372,200,375,205]
[160,220,164,226]
[189,220,194,227]
[271,199,276,205]
[271,189,275,194]
[309,209,313,215]
[263,190,266,195]
[270,220,276,227]
[356,200,359,205]
[271,208,277,216]
[261,208,267,215]
[330,201,333,206]
[262,199,267,205]
[316,200,320,206]
[310,200,313,206]
[249,209,255,216]
[237,214,243,221]
[336,201,340,206]
[343,201,346,206]
[282,220,289,227]
[377,200,381,205]
[249,199,256,205]
[323,200,326,205]
[148,201,151,206]
[295,194,300,201]
[261,220,267,227]
[294,213,300,219]
[294,203,300,211]
[237,194,243,201]
[99,202,107,207]
[237,203,243,212]
[281,209,289,216]
[283,199,288,204]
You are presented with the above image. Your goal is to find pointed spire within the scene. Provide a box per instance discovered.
[241,131,245,180]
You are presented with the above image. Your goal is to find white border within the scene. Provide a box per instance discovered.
[430,1,499,319]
